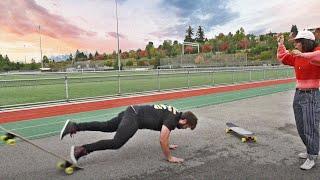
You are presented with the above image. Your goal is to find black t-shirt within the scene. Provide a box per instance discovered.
[136,104,182,131]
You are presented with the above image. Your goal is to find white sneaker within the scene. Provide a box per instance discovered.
[300,159,315,170]
[298,151,320,159]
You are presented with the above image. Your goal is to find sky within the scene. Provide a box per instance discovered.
[0,0,319,63]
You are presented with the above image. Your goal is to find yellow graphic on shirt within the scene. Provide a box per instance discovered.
[153,104,177,115]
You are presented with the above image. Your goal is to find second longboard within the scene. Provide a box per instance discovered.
[0,126,83,175]
[226,122,257,143]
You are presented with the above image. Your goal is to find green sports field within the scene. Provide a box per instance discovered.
[0,67,294,107]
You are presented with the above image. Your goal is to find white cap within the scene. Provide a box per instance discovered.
[294,30,315,41]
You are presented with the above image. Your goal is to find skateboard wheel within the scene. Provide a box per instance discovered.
[56,161,66,170]
[241,138,246,143]
[65,167,74,175]
[225,128,230,133]
[6,139,16,145]
[253,137,257,142]
[0,135,7,141]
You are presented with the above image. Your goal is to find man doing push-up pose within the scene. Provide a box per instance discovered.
[60,104,198,164]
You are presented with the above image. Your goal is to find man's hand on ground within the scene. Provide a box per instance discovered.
[169,144,178,150]
[168,156,184,163]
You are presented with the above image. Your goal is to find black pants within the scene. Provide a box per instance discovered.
[77,106,139,153]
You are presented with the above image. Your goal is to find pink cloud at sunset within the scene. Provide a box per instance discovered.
[0,0,319,62]
[0,0,96,39]
[107,32,127,40]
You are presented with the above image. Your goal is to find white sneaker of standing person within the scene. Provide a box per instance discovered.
[300,159,315,170]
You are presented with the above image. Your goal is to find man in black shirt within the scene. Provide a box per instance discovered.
[60,104,198,164]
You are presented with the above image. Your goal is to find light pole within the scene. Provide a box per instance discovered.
[24,44,26,64]
[39,25,43,68]
[115,0,121,93]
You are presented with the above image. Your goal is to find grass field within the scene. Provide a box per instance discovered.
[0,67,294,107]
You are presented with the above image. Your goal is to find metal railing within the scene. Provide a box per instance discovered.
[0,66,294,109]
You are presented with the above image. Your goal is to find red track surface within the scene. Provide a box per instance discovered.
[0,79,294,123]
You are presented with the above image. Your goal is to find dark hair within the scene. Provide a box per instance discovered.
[181,111,198,130]
[294,38,316,52]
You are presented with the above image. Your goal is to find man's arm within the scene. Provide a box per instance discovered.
[292,50,320,66]
[160,125,184,163]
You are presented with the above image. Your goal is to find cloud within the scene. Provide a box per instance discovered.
[162,0,238,26]
[149,24,185,39]
[107,32,127,39]
[156,0,239,38]
[0,0,97,39]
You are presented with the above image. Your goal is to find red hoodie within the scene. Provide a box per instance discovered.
[277,45,320,80]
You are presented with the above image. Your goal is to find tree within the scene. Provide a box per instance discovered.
[137,50,147,59]
[234,27,246,49]
[121,51,129,59]
[75,50,80,61]
[88,53,93,60]
[219,42,229,52]
[162,40,173,57]
[290,25,298,37]
[185,46,194,54]
[126,60,133,66]
[145,42,155,59]
[111,51,117,59]
[42,55,49,64]
[94,51,99,59]
[260,50,273,60]
[103,53,108,60]
[68,53,73,62]
[201,44,212,53]
[196,26,205,43]
[0,54,4,63]
[128,50,137,59]
[184,26,194,42]
[239,38,250,49]
[4,55,10,63]
[104,60,113,67]
[172,40,181,56]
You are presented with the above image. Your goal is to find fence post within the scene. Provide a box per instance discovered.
[64,75,69,102]
[211,70,214,86]
[157,69,160,91]
[118,71,121,94]
[232,71,235,84]
[187,70,190,88]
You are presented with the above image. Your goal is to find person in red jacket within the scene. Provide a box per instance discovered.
[277,30,320,170]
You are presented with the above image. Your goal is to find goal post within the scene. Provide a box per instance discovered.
[181,42,200,66]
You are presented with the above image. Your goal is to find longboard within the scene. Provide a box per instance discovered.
[226,122,256,142]
[0,126,83,175]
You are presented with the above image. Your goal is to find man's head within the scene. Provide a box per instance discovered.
[294,30,316,52]
[177,111,198,130]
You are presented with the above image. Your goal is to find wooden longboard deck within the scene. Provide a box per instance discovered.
[0,126,83,170]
